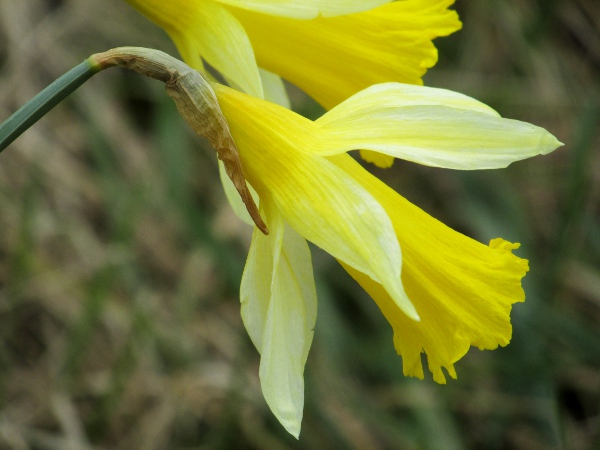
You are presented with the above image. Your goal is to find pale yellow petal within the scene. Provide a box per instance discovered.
[125,0,263,98]
[218,160,258,226]
[259,68,291,108]
[215,84,418,320]
[240,199,283,351]
[331,153,529,383]
[316,83,501,122]
[241,199,317,438]
[316,83,562,169]
[226,0,461,108]
[217,0,391,19]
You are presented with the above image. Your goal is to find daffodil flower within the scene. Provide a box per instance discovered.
[209,81,562,437]
[124,0,464,216]
[123,0,461,107]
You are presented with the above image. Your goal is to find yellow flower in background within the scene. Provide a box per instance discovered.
[211,81,561,437]
[124,0,462,193]
[124,0,461,107]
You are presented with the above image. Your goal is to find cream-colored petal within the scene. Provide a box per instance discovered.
[240,199,317,437]
[218,160,258,226]
[240,200,283,350]
[215,84,419,320]
[316,83,562,169]
[126,0,263,98]
[259,68,291,108]
[226,0,461,109]
[217,0,391,19]
[316,83,501,122]
[331,153,529,383]
[260,222,316,438]
[338,83,497,169]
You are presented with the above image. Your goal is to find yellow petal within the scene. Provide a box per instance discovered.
[125,0,263,98]
[215,84,419,320]
[316,83,563,169]
[226,0,461,109]
[331,153,529,383]
[214,70,287,227]
[240,199,317,438]
[217,0,392,19]
[259,68,291,108]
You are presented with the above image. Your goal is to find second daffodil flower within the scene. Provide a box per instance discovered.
[123,0,461,107]
[208,81,562,437]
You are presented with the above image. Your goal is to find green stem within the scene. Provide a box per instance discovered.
[0,59,99,153]
[0,47,266,232]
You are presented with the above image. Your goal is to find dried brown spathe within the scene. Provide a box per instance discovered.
[90,47,268,234]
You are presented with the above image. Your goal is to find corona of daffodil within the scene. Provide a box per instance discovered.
[124,0,461,108]
[209,81,562,437]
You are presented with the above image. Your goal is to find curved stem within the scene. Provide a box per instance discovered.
[0,47,267,233]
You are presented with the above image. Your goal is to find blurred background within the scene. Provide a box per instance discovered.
[0,0,599,448]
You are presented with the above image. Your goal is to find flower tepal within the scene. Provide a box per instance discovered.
[212,81,561,436]
[123,0,461,108]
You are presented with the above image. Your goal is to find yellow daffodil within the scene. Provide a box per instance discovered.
[123,0,461,107]
[124,0,463,208]
[209,81,562,437]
